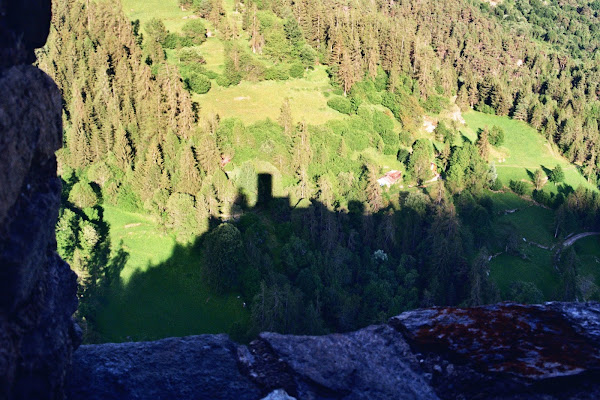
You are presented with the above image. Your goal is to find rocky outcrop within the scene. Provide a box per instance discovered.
[0,0,80,398]
[0,0,52,67]
[68,302,600,400]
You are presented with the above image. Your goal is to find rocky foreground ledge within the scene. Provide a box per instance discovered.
[68,302,600,400]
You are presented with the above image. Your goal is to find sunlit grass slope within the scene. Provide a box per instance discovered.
[103,205,175,283]
[462,111,594,193]
[121,0,193,33]
[195,66,344,125]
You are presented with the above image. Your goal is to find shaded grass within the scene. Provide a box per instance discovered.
[462,111,595,193]
[198,37,225,73]
[97,205,249,342]
[484,190,530,213]
[574,235,600,289]
[500,206,555,247]
[490,247,561,300]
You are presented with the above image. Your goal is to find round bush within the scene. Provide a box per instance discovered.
[186,72,211,94]
[327,96,353,115]
[289,63,304,78]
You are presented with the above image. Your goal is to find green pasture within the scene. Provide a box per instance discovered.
[103,205,176,284]
[490,247,560,300]
[96,205,249,342]
[462,111,594,193]
[574,235,600,293]
[500,206,555,247]
[121,0,193,33]
[484,190,530,213]
[195,66,344,125]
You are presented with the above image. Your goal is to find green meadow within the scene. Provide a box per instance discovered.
[195,66,344,125]
[96,205,249,342]
[121,0,194,33]
[462,111,594,193]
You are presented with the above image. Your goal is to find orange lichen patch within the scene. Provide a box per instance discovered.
[391,303,600,380]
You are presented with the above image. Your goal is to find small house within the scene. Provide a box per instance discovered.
[378,170,402,187]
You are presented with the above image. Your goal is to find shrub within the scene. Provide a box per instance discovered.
[204,223,243,293]
[216,74,233,87]
[179,48,206,63]
[549,164,565,184]
[116,185,141,212]
[509,180,527,195]
[533,189,552,207]
[490,177,503,191]
[489,125,505,146]
[264,66,289,80]
[68,181,99,209]
[163,33,180,49]
[380,130,399,155]
[422,95,449,114]
[327,96,354,115]
[398,130,412,146]
[186,72,211,94]
[475,103,496,114]
[397,148,410,164]
[288,63,304,78]
[182,19,207,45]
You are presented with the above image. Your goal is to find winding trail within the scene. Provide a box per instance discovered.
[562,232,600,248]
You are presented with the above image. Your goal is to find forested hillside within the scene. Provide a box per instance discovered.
[40,0,600,343]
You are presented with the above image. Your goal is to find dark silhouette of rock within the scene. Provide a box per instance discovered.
[0,0,51,67]
[0,1,80,399]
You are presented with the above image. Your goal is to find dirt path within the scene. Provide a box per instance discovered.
[562,232,600,248]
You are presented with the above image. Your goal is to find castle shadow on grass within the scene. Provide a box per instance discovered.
[88,173,474,344]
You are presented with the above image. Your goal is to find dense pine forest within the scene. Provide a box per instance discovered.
[39,0,600,343]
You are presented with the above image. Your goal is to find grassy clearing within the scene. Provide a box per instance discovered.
[490,247,561,300]
[103,205,176,284]
[500,206,555,246]
[195,66,344,125]
[574,235,600,289]
[121,0,193,33]
[198,37,226,73]
[484,190,530,213]
[462,111,594,193]
[98,205,249,342]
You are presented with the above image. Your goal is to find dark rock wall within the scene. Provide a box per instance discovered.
[0,1,80,399]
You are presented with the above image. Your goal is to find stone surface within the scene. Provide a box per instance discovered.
[261,389,296,400]
[66,302,600,400]
[390,302,600,399]
[254,325,439,400]
[67,335,261,400]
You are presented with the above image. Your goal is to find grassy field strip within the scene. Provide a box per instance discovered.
[462,111,595,193]
[195,66,344,125]
[99,204,249,342]
[121,0,193,33]
[103,205,176,283]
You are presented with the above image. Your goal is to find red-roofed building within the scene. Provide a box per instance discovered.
[377,170,402,187]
